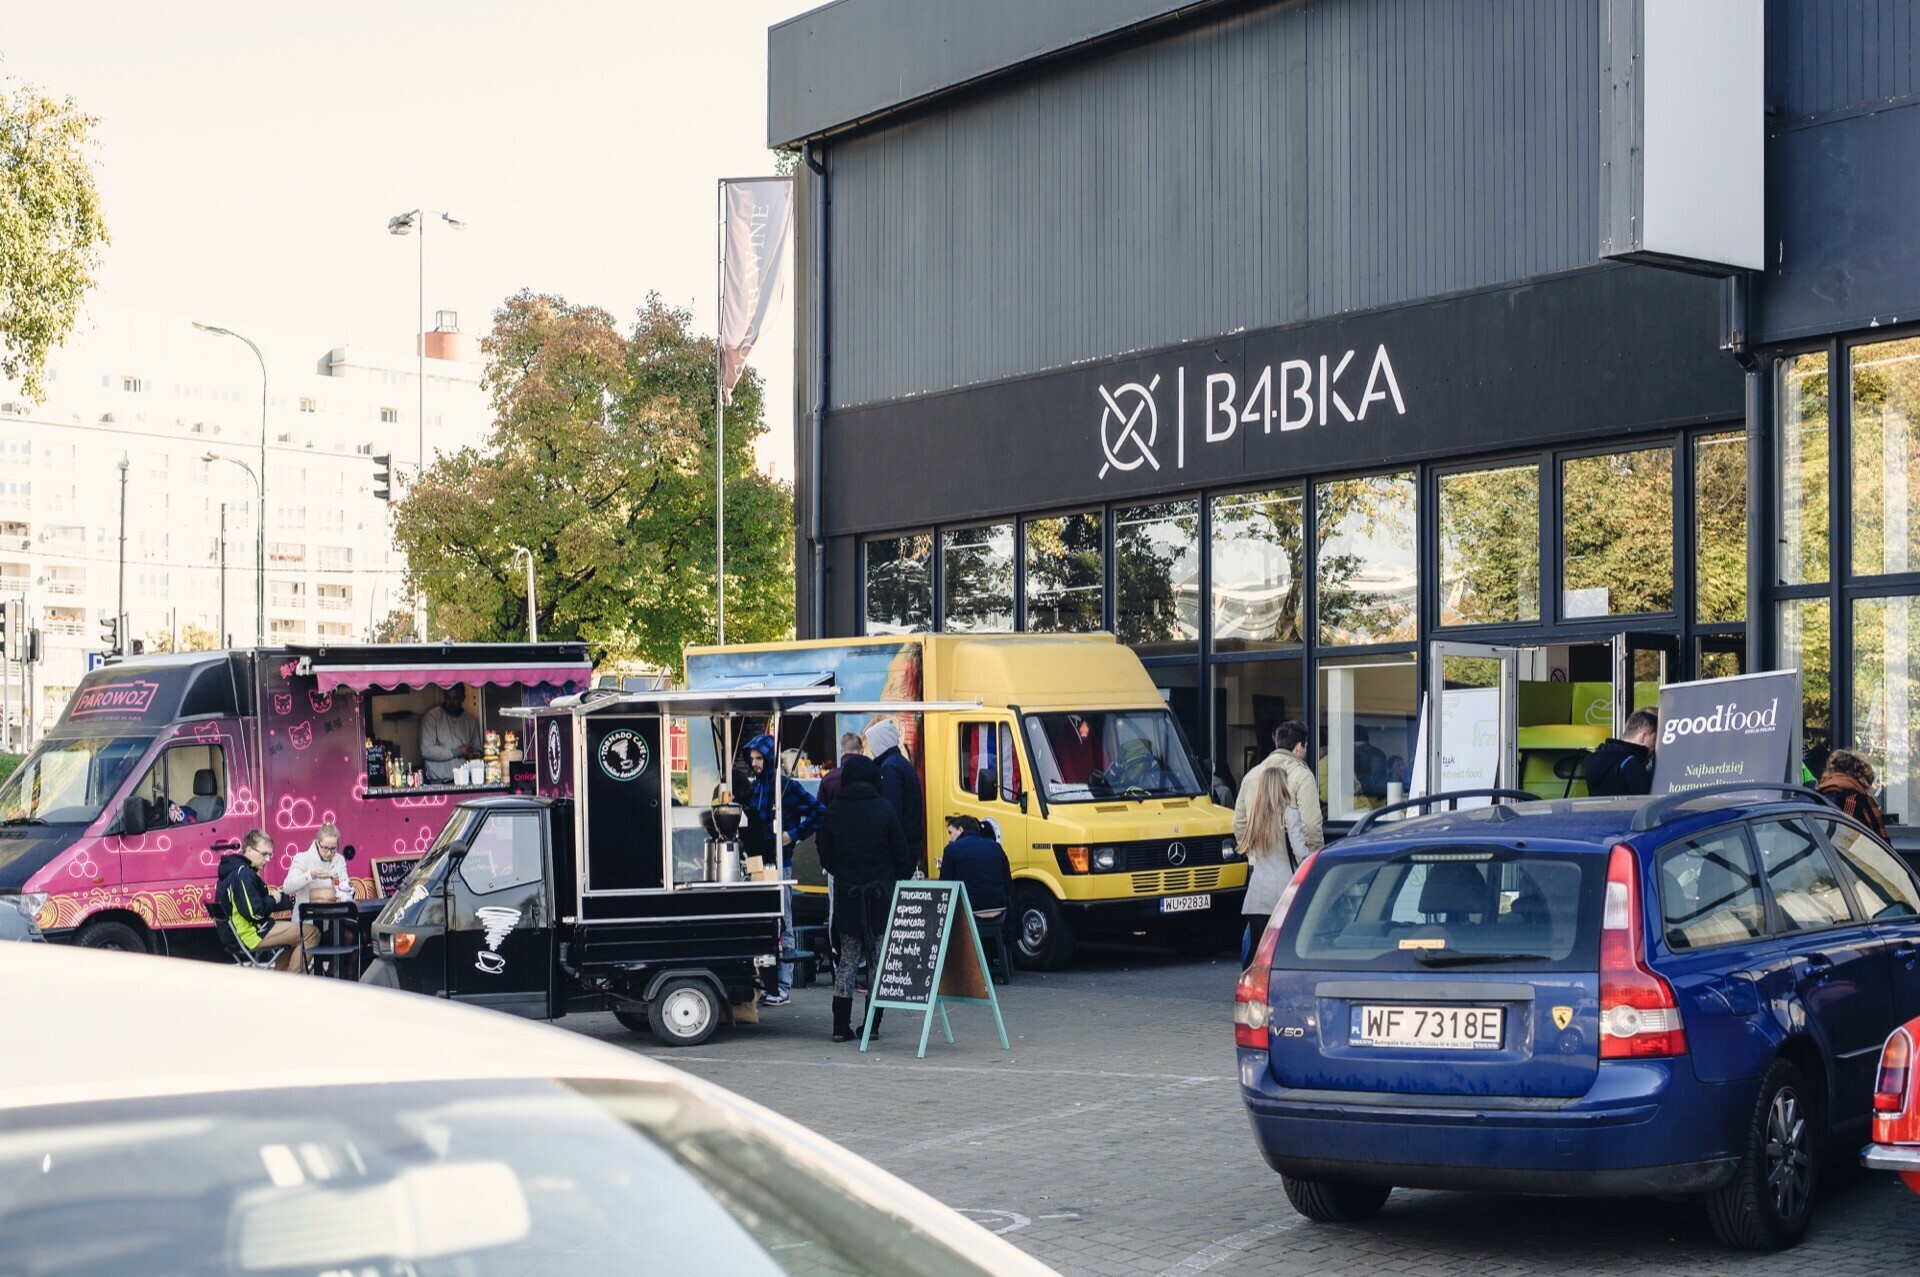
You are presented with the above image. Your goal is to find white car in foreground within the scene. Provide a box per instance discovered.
[0,944,1054,1276]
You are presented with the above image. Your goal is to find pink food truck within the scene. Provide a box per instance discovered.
[0,643,589,953]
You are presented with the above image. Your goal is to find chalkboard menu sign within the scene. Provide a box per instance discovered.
[372,856,416,898]
[863,880,1009,1057]
[875,885,952,1006]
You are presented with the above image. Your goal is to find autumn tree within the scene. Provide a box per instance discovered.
[0,64,108,402]
[391,292,793,672]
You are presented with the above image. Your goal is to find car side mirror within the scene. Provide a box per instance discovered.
[975,769,998,803]
[120,794,147,836]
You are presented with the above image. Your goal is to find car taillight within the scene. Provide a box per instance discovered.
[1599,843,1686,1059]
[1875,1028,1913,1115]
[1234,852,1318,1050]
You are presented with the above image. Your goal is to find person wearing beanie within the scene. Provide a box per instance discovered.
[816,754,914,1042]
[863,716,925,870]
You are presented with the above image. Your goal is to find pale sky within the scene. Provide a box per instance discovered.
[1,0,813,479]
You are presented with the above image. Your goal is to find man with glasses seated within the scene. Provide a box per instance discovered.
[215,830,305,972]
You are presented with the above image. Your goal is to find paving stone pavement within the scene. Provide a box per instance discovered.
[565,949,1920,1276]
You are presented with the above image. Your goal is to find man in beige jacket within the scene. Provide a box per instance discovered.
[1232,720,1324,860]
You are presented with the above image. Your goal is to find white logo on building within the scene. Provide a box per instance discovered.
[1096,344,1408,481]
[1098,376,1162,478]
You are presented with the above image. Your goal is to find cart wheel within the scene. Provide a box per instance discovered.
[648,978,720,1047]
[612,1010,651,1035]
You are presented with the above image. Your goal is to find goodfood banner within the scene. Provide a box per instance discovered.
[1650,671,1803,796]
[718,176,794,404]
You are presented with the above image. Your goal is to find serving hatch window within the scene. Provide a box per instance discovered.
[1021,709,1200,802]
[1276,849,1601,972]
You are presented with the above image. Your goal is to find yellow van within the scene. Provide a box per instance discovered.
[683,633,1244,968]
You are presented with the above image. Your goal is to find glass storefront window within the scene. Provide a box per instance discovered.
[1316,473,1417,645]
[1115,499,1200,655]
[863,533,932,635]
[940,523,1013,632]
[1211,487,1304,651]
[1694,432,1748,623]
[1317,654,1417,821]
[1777,352,1830,585]
[1211,658,1305,799]
[1779,598,1832,777]
[1850,337,1920,578]
[1437,463,1540,626]
[1025,511,1104,633]
[1850,596,1919,827]
[1561,448,1674,617]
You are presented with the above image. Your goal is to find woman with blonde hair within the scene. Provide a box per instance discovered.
[1239,763,1307,965]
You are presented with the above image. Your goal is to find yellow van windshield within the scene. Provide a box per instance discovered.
[1021,710,1201,802]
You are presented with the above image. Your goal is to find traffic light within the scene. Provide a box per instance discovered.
[25,629,39,664]
[101,615,119,653]
[372,454,393,502]
[0,602,8,661]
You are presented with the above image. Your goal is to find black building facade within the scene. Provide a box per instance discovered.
[771,0,1920,835]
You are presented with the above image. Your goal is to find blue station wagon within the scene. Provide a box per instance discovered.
[1234,784,1920,1250]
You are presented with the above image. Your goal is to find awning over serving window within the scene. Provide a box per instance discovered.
[310,662,589,694]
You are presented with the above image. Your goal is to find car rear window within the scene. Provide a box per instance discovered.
[1274,846,1603,972]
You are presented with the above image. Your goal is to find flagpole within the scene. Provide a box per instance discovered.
[715,178,727,645]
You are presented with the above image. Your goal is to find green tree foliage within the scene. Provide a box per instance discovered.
[1560,449,1675,615]
[1025,511,1103,633]
[142,623,220,653]
[391,291,794,672]
[0,65,108,403]
[1437,466,1539,626]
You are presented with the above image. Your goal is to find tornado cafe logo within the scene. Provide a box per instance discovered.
[1098,375,1161,479]
[545,720,564,785]
[597,727,650,781]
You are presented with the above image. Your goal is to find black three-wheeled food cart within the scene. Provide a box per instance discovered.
[362,686,830,1045]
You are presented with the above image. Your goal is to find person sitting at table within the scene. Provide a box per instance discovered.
[421,683,484,784]
[939,815,1013,959]
[215,829,305,973]
[283,821,352,953]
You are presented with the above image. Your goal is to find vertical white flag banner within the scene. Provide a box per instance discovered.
[719,177,794,405]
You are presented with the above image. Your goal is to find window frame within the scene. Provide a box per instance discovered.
[1653,821,1769,953]
[1749,815,1859,937]
[456,810,547,896]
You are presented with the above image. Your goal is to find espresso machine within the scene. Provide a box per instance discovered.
[699,802,746,884]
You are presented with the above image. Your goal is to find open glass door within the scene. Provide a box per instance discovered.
[1421,642,1519,804]
[1614,632,1680,736]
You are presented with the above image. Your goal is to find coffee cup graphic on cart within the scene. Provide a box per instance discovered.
[474,906,522,974]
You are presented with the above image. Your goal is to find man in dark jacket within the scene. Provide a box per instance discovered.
[863,717,925,871]
[737,734,824,1005]
[215,829,304,971]
[816,754,914,1042]
[816,732,865,808]
[938,814,1011,914]
[1583,709,1658,797]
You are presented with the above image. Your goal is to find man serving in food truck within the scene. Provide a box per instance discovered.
[420,683,485,783]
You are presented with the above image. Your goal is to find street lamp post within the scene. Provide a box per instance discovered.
[509,545,537,643]
[192,323,267,646]
[115,456,128,653]
[388,208,463,644]
[203,453,263,647]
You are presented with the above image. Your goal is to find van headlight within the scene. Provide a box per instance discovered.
[1221,838,1241,859]
[6,893,49,927]
[1092,847,1118,872]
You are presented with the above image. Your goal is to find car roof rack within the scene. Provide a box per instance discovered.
[1629,783,1835,832]
[1350,788,1541,838]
